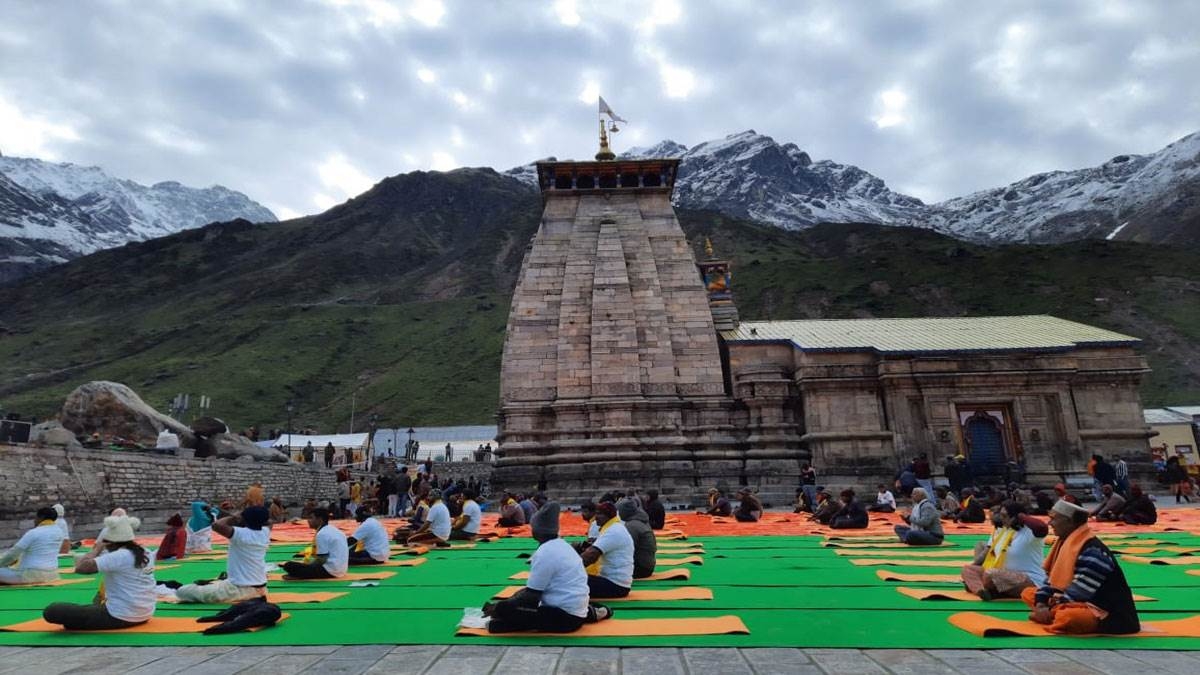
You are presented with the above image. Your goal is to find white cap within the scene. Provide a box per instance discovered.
[1051,499,1089,519]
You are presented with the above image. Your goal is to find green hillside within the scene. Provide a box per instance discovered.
[0,169,1196,432]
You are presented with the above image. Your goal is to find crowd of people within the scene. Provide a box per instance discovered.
[2,450,1192,638]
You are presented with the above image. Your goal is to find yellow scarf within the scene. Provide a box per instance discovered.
[585,518,617,576]
[37,519,55,527]
[982,527,1016,569]
[302,528,319,563]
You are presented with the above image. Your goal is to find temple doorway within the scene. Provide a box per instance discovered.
[956,405,1019,480]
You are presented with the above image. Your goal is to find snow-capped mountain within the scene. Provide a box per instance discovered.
[508,129,1200,245]
[0,155,276,282]
[922,131,1200,244]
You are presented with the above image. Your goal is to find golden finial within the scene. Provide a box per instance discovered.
[595,119,615,161]
[704,237,714,259]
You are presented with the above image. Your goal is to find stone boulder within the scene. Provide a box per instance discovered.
[29,421,83,451]
[59,381,196,448]
[207,432,289,463]
[190,416,229,438]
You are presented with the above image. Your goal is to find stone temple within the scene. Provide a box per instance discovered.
[494,142,1152,506]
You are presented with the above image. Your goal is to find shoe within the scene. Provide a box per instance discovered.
[587,604,613,623]
[977,590,993,602]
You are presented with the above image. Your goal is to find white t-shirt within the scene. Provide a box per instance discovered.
[427,501,452,540]
[55,519,70,542]
[13,525,63,571]
[877,491,896,509]
[317,524,348,576]
[353,518,391,562]
[592,520,634,588]
[527,537,589,618]
[95,548,156,623]
[587,520,600,539]
[460,500,482,534]
[1001,526,1047,586]
[226,526,270,586]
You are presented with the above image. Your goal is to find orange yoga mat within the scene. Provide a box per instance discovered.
[1,613,290,634]
[835,549,972,558]
[898,587,1156,603]
[851,559,966,568]
[390,546,430,555]
[508,568,692,582]
[948,611,1200,638]
[493,586,713,602]
[876,571,961,582]
[1119,555,1200,566]
[654,548,705,555]
[1115,547,1200,555]
[656,556,704,567]
[269,570,397,582]
[0,577,91,589]
[458,615,749,638]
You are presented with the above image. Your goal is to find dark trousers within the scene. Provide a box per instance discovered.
[498,517,524,527]
[894,525,944,546]
[449,529,476,541]
[488,600,586,634]
[867,504,895,513]
[348,550,385,566]
[830,516,868,529]
[587,575,631,599]
[280,561,335,579]
[324,455,333,468]
[734,511,759,522]
[43,602,143,631]
[633,564,655,579]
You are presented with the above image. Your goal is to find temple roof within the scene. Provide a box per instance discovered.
[721,315,1140,355]
[1144,408,1194,425]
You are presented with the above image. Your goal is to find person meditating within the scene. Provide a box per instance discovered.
[482,503,612,633]
[734,488,763,522]
[809,490,839,525]
[961,501,1048,600]
[175,506,271,603]
[895,488,945,546]
[617,498,657,579]
[407,488,452,547]
[155,513,187,561]
[829,489,869,529]
[450,489,482,541]
[348,507,390,566]
[43,513,155,630]
[1022,500,1139,634]
[281,507,348,579]
[0,507,65,585]
[642,489,666,530]
[954,488,987,523]
[579,502,634,598]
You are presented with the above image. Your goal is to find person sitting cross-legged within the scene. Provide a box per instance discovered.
[42,513,156,630]
[1120,485,1157,525]
[616,498,657,579]
[828,489,869,529]
[407,488,452,547]
[1092,484,1127,522]
[579,501,633,599]
[895,487,945,546]
[809,490,838,525]
[0,507,65,586]
[175,506,271,603]
[867,484,896,513]
[450,490,482,541]
[1021,500,1139,634]
[482,503,612,633]
[280,507,348,579]
[155,513,187,562]
[961,501,1048,600]
[734,488,763,522]
[700,488,732,517]
[955,488,987,523]
[348,507,390,566]
[498,494,526,527]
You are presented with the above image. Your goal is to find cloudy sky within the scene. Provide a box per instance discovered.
[1,0,1197,219]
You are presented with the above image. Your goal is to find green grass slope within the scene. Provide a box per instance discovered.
[0,170,1196,432]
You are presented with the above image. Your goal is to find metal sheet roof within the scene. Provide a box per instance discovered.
[1145,408,1194,425]
[720,315,1139,355]
[1166,406,1200,418]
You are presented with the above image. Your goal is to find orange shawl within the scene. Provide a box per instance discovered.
[1043,524,1093,589]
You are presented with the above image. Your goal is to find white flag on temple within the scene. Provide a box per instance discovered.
[599,96,627,124]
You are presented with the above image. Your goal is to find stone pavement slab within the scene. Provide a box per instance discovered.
[10,646,1200,674]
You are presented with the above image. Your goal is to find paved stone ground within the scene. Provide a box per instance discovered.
[3,646,1200,674]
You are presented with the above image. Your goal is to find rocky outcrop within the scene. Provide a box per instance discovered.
[59,381,196,448]
[190,416,229,437]
[29,421,82,451]
[206,432,288,463]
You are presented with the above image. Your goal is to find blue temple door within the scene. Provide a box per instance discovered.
[964,413,1007,476]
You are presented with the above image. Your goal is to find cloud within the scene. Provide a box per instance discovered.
[0,0,1196,212]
